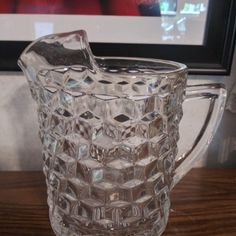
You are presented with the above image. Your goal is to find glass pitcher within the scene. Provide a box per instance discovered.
[18,30,226,236]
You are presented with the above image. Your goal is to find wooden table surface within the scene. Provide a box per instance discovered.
[0,169,236,236]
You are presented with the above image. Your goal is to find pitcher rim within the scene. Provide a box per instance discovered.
[18,29,187,76]
[95,56,187,75]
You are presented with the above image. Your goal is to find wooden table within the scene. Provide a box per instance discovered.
[0,169,235,236]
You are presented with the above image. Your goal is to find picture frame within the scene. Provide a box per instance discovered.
[0,0,235,75]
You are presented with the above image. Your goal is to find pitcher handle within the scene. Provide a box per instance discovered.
[171,83,227,189]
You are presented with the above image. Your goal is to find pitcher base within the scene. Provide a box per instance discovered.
[49,212,167,236]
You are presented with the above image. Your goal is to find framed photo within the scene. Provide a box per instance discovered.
[0,0,235,74]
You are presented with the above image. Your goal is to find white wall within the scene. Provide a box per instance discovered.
[0,73,42,170]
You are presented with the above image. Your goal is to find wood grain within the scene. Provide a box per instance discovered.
[0,169,235,236]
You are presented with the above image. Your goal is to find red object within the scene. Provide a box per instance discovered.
[1,0,140,16]
[16,0,102,15]
[106,0,140,16]
[0,0,15,13]
[64,0,102,15]
[16,0,65,14]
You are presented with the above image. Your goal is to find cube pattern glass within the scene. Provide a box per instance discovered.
[31,63,187,236]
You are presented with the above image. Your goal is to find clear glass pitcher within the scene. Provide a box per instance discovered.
[18,30,227,236]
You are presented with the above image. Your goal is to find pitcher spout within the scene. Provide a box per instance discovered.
[18,30,98,83]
